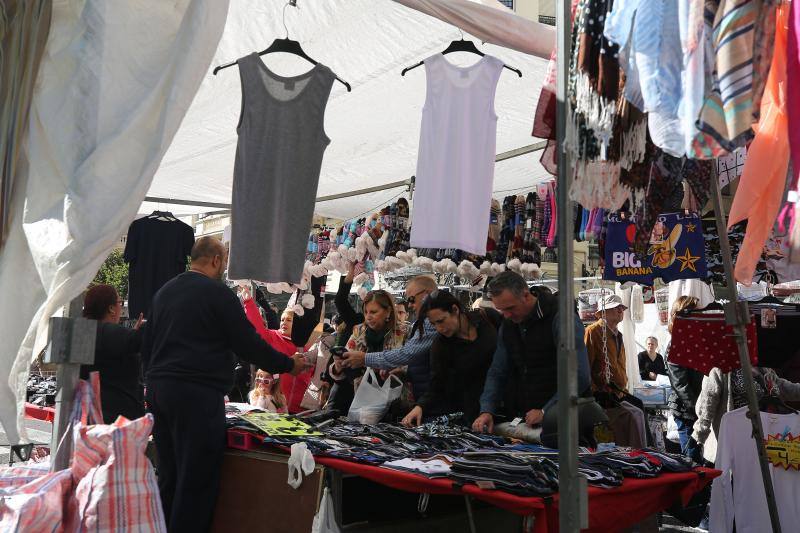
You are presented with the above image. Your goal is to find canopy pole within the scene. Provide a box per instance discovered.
[143,142,546,211]
[555,0,587,531]
[709,174,782,532]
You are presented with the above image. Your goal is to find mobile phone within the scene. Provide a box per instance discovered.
[330,346,347,358]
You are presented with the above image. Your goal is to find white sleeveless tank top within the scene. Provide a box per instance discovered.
[410,53,504,255]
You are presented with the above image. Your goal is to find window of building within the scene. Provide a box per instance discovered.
[498,0,514,9]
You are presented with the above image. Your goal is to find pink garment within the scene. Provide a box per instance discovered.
[547,183,558,248]
[788,0,800,189]
[729,3,790,284]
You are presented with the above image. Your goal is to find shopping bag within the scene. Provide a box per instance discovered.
[0,374,104,533]
[66,413,166,532]
[347,368,402,424]
[0,465,74,533]
[63,374,167,532]
[311,487,341,533]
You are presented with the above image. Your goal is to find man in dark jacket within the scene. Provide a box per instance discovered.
[472,272,591,433]
[142,237,309,533]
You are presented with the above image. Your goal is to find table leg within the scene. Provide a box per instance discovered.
[328,469,343,528]
[464,495,477,533]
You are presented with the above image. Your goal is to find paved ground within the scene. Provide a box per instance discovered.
[0,417,52,465]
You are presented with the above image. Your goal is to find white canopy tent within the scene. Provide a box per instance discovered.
[1,0,554,444]
[143,0,552,219]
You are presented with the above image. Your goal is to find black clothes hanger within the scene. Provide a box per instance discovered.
[401,36,522,77]
[759,394,798,414]
[213,2,351,91]
[148,210,177,222]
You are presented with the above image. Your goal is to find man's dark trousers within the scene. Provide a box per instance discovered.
[147,379,226,532]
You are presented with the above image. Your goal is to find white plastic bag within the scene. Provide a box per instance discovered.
[312,487,341,533]
[347,369,402,424]
[287,442,315,489]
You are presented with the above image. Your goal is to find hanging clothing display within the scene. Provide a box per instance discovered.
[410,53,504,255]
[728,3,790,284]
[124,214,194,319]
[710,407,800,532]
[668,312,759,375]
[603,212,707,285]
[228,53,335,284]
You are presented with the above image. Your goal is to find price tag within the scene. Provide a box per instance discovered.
[762,308,778,329]
[476,480,496,490]
[765,433,800,470]
[510,417,523,427]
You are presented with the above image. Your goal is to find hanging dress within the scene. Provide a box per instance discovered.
[228,53,335,283]
[409,53,504,255]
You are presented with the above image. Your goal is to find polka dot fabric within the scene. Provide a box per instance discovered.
[669,313,758,375]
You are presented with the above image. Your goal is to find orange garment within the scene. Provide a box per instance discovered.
[729,3,790,284]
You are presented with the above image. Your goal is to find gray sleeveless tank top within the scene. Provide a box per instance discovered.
[228,53,335,283]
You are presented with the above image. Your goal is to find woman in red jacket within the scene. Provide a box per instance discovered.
[240,286,313,413]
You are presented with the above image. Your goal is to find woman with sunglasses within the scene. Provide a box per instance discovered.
[329,290,405,399]
[401,290,501,428]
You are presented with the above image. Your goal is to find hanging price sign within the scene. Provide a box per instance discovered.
[764,433,800,471]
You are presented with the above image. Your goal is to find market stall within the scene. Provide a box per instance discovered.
[4,0,800,532]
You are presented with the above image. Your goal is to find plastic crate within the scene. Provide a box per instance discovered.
[227,429,266,451]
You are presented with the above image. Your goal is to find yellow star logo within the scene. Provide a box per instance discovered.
[676,247,700,272]
[686,223,696,233]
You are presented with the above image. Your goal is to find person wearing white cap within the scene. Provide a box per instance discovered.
[584,294,628,393]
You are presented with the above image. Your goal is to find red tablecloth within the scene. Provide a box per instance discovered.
[227,430,719,533]
[24,403,55,422]
[313,456,719,533]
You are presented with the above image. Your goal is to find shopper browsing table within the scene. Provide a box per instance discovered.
[329,290,405,397]
[79,283,145,423]
[584,294,628,392]
[341,275,438,402]
[401,291,501,427]
[638,336,667,381]
[142,237,309,533]
[472,272,591,434]
[241,286,313,413]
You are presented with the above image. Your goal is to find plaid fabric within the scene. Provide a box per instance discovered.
[0,468,73,532]
[66,379,166,532]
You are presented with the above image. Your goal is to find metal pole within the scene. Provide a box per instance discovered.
[48,295,96,471]
[709,176,782,532]
[143,142,549,211]
[555,0,586,531]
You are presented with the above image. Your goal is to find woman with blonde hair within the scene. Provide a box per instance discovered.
[329,290,405,409]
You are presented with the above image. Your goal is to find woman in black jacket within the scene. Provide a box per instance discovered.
[80,284,145,423]
[665,296,703,458]
[324,264,365,412]
[401,291,501,427]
